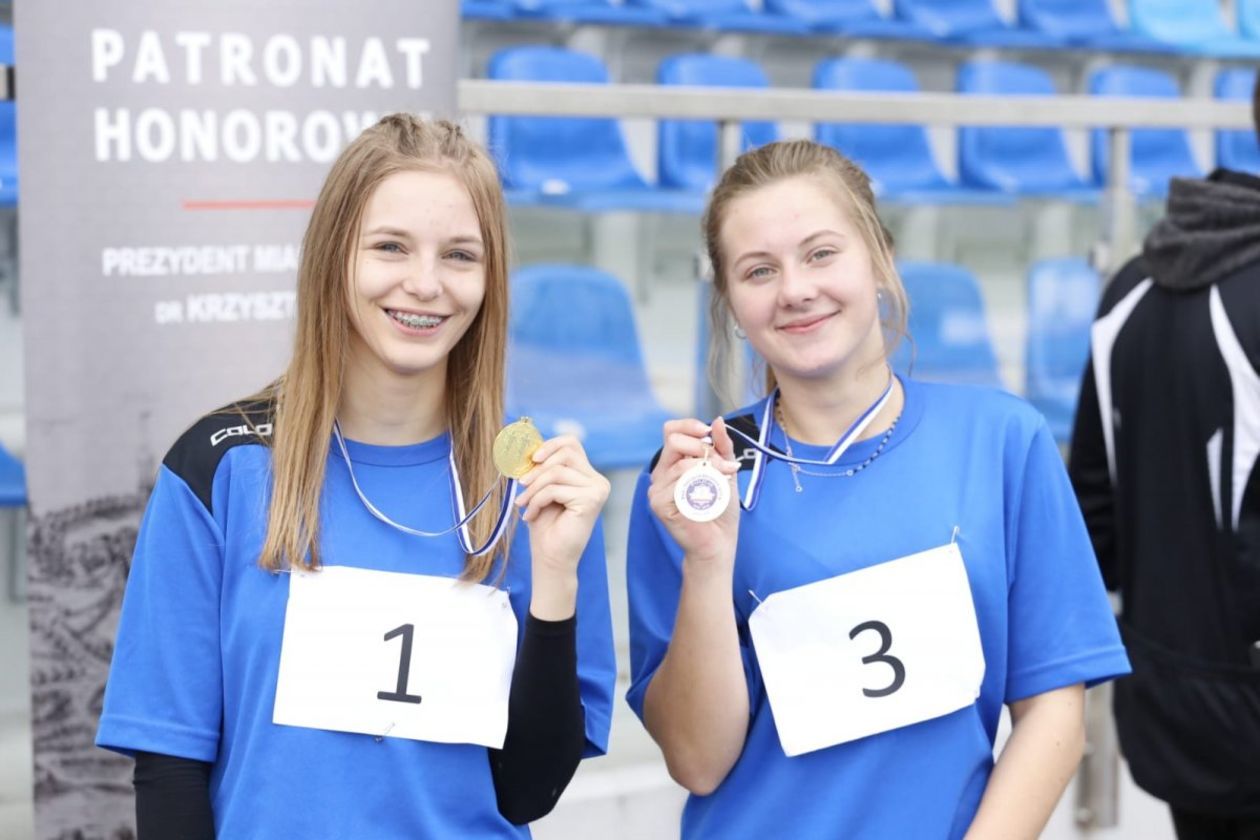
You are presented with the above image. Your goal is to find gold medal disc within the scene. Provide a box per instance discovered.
[493,418,544,479]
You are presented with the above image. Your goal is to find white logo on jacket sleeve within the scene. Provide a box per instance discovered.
[210,422,274,446]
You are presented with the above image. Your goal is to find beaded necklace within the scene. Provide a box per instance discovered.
[775,397,901,493]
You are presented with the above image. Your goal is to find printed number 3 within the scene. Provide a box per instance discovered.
[849,620,906,698]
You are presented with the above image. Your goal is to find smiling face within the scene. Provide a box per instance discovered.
[720,174,885,392]
[346,168,487,388]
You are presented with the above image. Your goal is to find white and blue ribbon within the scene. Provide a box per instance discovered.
[333,421,516,557]
[727,376,895,512]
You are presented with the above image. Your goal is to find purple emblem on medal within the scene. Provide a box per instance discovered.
[684,476,719,510]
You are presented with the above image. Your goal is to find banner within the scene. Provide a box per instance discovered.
[15,4,457,836]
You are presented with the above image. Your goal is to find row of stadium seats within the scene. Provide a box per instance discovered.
[0,27,1253,210]
[509,258,1096,472]
[466,0,1260,59]
[490,47,1260,212]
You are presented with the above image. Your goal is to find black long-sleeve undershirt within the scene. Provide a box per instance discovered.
[490,613,586,824]
[132,613,586,837]
[133,751,214,840]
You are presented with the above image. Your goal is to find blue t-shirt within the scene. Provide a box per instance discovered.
[626,379,1129,839]
[97,405,616,839]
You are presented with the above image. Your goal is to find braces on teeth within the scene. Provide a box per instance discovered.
[392,311,442,329]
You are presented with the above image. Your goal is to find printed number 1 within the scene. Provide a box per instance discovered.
[378,623,423,704]
[849,620,906,698]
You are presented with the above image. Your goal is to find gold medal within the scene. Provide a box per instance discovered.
[493,418,544,478]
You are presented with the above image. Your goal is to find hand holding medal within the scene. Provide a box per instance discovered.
[648,416,742,564]
[674,441,731,523]
[506,421,611,609]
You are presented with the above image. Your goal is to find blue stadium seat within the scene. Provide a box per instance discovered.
[0,24,13,207]
[657,55,777,193]
[0,443,25,508]
[462,0,517,20]
[893,262,1003,389]
[1216,69,1260,174]
[508,265,673,470]
[1017,0,1174,51]
[0,102,15,208]
[487,47,698,213]
[764,0,935,39]
[1025,258,1098,443]
[510,0,669,26]
[813,59,1009,206]
[1090,66,1202,197]
[1241,0,1260,41]
[627,0,812,34]
[957,61,1098,200]
[1129,0,1260,57]
[892,0,1065,48]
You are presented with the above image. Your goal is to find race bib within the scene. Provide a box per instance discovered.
[749,542,985,757]
[273,566,518,748]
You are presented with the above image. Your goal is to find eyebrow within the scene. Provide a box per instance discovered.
[732,229,844,267]
[360,227,484,248]
[362,226,413,240]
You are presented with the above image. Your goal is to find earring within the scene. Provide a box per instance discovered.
[734,324,747,339]
[876,289,884,302]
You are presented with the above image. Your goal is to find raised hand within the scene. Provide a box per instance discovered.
[647,416,741,566]
[515,435,610,619]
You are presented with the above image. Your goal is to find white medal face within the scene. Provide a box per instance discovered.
[674,461,730,523]
[749,543,986,757]
[273,566,518,748]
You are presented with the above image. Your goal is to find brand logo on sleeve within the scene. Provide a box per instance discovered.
[210,422,274,446]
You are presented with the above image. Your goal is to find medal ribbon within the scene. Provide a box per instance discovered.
[333,421,516,557]
[727,374,895,512]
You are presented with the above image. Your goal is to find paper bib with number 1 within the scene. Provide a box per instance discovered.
[749,542,985,757]
[273,566,518,748]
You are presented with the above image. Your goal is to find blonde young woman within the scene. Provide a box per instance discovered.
[626,140,1130,839]
[97,116,615,838]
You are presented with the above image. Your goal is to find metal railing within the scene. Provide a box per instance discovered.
[458,80,1253,274]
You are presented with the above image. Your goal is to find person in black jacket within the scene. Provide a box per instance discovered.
[1069,73,1260,840]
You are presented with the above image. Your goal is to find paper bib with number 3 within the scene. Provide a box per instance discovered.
[749,543,985,757]
[273,566,518,748]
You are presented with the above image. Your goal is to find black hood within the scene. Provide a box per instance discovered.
[1141,169,1260,291]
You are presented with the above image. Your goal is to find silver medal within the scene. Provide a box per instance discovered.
[674,449,730,523]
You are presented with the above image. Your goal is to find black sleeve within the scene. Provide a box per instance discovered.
[489,613,586,825]
[133,751,215,840]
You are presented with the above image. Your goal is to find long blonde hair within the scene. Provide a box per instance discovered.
[701,139,909,400]
[254,115,510,581]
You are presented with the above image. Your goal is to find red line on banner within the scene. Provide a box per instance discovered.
[182,199,316,211]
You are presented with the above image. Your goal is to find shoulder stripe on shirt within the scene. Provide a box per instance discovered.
[726,413,763,473]
[646,412,761,474]
[162,396,277,514]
